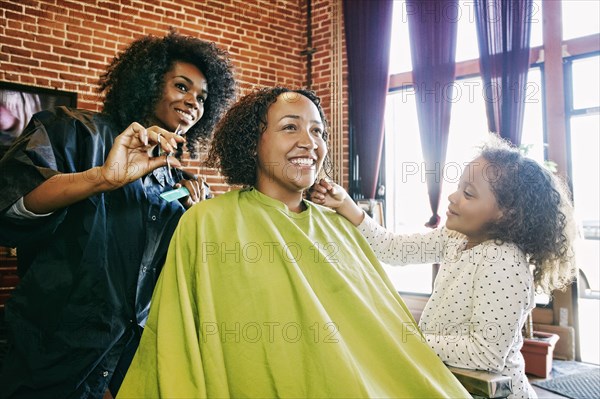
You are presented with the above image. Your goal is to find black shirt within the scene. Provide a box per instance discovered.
[0,107,189,398]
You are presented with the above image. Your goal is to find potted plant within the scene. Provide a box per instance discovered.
[521,312,560,378]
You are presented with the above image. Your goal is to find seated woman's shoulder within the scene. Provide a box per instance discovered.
[307,200,337,215]
[185,189,242,216]
[308,201,359,230]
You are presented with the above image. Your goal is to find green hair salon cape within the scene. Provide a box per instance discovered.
[118,188,469,398]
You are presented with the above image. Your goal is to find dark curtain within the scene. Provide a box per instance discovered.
[475,0,533,145]
[407,0,458,228]
[343,0,393,199]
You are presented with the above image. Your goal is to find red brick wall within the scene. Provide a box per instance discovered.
[0,0,348,193]
[308,0,349,187]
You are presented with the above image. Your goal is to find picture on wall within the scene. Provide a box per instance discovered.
[0,82,77,157]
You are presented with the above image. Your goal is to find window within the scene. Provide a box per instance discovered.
[567,54,600,365]
[385,68,544,293]
[568,55,600,245]
[389,0,543,74]
[570,114,600,238]
[439,76,491,223]
[385,0,547,294]
[384,0,599,363]
[520,67,546,164]
[383,77,491,294]
[562,0,600,41]
[383,88,432,294]
[388,1,412,75]
[572,56,600,110]
[455,2,479,63]
[529,0,543,48]
[382,77,479,293]
[455,0,543,61]
[384,69,545,294]
[567,55,600,290]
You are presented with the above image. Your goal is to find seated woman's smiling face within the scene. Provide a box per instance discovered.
[255,92,327,200]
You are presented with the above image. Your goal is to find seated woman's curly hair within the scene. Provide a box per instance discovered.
[97,30,236,158]
[480,136,577,295]
[206,87,332,187]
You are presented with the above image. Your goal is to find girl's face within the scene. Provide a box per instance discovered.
[151,61,207,133]
[446,156,503,247]
[255,92,327,200]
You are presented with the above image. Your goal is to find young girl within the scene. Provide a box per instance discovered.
[311,136,577,399]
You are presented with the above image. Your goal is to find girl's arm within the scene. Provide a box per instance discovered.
[310,179,444,265]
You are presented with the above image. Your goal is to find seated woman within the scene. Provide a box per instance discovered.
[117,87,469,398]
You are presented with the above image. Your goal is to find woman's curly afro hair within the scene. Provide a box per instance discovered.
[98,30,236,158]
[206,87,332,187]
[479,136,577,294]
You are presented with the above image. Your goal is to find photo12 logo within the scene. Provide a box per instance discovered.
[200,321,340,344]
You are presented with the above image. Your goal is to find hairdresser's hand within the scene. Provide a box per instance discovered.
[100,123,186,190]
[22,123,186,214]
[310,179,365,226]
[176,178,205,209]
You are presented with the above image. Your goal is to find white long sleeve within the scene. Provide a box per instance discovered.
[357,214,447,265]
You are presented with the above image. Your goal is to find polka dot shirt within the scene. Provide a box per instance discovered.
[358,215,537,398]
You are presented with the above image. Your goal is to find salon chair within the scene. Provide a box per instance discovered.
[448,366,512,399]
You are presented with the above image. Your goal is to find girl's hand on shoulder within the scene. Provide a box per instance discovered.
[310,179,365,226]
[309,179,348,209]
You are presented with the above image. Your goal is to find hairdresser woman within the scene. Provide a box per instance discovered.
[0,31,235,399]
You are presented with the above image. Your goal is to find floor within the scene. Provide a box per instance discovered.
[532,387,567,398]
[529,359,600,398]
[531,377,570,398]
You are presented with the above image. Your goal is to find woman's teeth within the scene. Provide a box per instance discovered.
[176,109,193,122]
[290,158,314,166]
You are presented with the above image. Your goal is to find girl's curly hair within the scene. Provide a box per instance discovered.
[206,87,333,187]
[480,136,577,295]
[97,30,236,158]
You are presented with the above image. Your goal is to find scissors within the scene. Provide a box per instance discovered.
[159,123,184,186]
[159,123,207,202]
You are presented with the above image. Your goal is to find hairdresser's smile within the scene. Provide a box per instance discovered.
[152,61,207,133]
[175,108,195,123]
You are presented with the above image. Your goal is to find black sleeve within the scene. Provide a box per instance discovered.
[0,111,63,213]
[0,107,87,247]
